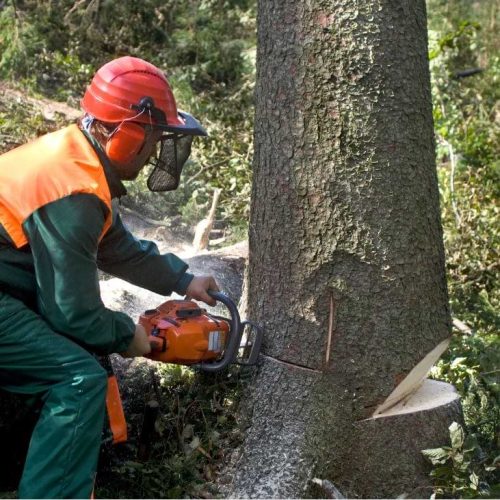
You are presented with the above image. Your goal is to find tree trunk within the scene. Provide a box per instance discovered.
[226,1,460,497]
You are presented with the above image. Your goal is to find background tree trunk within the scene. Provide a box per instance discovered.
[226,1,461,497]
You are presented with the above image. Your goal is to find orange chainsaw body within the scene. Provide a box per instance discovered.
[140,300,230,365]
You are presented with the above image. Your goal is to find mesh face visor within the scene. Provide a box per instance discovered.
[147,134,193,192]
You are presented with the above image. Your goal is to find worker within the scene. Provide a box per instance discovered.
[0,56,219,499]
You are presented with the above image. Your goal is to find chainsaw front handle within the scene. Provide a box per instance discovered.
[193,290,243,372]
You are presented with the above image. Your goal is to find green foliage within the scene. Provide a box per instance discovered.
[426,1,499,496]
[0,92,69,151]
[95,364,249,498]
[422,422,499,498]
[0,4,93,100]
[0,0,256,227]
[429,338,499,498]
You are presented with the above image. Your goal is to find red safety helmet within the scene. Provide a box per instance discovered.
[81,56,206,136]
[81,56,206,192]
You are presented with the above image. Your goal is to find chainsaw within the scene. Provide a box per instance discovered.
[104,291,263,445]
[142,290,263,371]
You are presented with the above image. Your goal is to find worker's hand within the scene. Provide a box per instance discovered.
[120,324,152,358]
[185,275,220,306]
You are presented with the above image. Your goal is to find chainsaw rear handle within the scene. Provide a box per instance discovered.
[193,290,242,372]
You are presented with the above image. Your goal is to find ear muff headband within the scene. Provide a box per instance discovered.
[105,122,146,164]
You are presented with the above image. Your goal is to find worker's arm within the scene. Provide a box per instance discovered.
[23,193,135,354]
[97,205,194,295]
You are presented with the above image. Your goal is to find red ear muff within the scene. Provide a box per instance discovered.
[105,122,146,164]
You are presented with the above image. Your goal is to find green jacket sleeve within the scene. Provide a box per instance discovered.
[23,193,135,354]
[97,203,194,295]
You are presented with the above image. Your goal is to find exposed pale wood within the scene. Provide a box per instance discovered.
[373,338,452,417]
[192,188,222,251]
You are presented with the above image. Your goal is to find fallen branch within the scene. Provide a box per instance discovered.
[119,205,168,227]
[452,317,474,336]
[185,159,229,185]
[444,138,461,227]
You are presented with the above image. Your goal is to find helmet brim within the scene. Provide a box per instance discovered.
[156,111,208,137]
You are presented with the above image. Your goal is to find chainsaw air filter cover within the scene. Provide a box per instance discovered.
[141,300,230,365]
[141,291,264,372]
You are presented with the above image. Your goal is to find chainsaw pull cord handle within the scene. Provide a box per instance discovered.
[193,290,242,372]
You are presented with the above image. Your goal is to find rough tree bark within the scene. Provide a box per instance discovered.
[226,1,461,498]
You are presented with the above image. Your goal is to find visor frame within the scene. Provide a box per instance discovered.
[154,110,208,137]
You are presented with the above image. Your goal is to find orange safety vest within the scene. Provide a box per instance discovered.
[0,126,127,444]
[0,124,113,248]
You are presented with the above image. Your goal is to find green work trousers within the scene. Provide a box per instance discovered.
[0,291,108,499]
